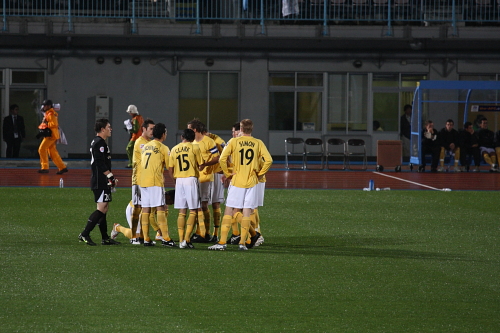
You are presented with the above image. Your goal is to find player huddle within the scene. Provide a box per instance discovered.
[82,115,272,251]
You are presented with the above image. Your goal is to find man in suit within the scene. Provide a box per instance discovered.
[3,104,26,158]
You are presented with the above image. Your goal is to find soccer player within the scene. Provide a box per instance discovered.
[168,128,203,249]
[187,119,219,242]
[209,119,273,251]
[78,118,120,246]
[204,128,226,242]
[111,190,175,243]
[139,123,175,247]
[477,117,498,172]
[129,119,155,243]
[438,119,460,172]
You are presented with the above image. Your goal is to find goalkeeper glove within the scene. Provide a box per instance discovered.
[107,173,117,187]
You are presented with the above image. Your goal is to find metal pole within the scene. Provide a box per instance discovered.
[322,0,328,36]
[385,0,393,36]
[68,0,73,32]
[195,0,201,34]
[131,0,138,34]
[451,0,457,36]
[2,0,7,32]
[259,0,265,35]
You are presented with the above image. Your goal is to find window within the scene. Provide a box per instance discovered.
[269,73,323,131]
[11,71,45,84]
[178,72,238,131]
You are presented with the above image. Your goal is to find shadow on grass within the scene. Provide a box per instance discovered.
[254,235,476,262]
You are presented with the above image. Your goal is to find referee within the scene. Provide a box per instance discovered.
[78,118,120,246]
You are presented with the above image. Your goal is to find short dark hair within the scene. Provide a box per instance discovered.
[464,121,472,129]
[142,118,155,129]
[153,123,167,139]
[232,122,240,131]
[9,104,19,111]
[187,118,205,133]
[95,118,110,133]
[404,104,412,112]
[181,128,195,142]
[446,119,454,124]
[480,117,488,123]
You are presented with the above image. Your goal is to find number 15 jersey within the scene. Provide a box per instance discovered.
[220,135,273,189]
[168,141,203,179]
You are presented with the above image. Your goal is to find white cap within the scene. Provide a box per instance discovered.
[126,105,139,114]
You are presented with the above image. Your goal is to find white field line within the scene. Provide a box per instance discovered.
[372,171,449,191]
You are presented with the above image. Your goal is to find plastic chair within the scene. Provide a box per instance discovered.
[346,139,367,170]
[285,138,305,170]
[325,138,346,170]
[304,138,324,169]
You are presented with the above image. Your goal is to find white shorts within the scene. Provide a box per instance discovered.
[200,181,213,204]
[480,147,495,155]
[211,173,225,204]
[131,185,141,205]
[226,185,258,209]
[174,177,201,210]
[255,182,266,208]
[141,186,165,208]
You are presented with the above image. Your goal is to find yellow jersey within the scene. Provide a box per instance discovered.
[132,136,150,185]
[139,140,170,187]
[168,141,203,179]
[220,135,273,188]
[206,133,226,173]
[193,135,219,183]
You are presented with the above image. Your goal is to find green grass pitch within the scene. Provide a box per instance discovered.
[1,187,499,332]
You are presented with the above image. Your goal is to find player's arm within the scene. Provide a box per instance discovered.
[219,142,232,178]
[257,142,273,178]
[168,167,175,183]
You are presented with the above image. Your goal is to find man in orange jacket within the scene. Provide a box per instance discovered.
[125,105,144,168]
[37,99,68,174]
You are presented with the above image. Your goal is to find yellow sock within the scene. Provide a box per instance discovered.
[116,225,133,239]
[156,210,171,241]
[197,211,206,237]
[219,215,232,245]
[150,207,159,232]
[439,148,445,167]
[254,208,261,233]
[240,217,251,245]
[232,211,242,236]
[455,148,460,165]
[213,208,221,236]
[141,212,151,242]
[492,155,497,164]
[185,212,197,242]
[194,215,200,235]
[203,209,211,235]
[177,213,186,243]
[131,206,141,234]
[484,154,493,166]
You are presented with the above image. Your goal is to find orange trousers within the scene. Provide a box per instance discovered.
[38,137,66,171]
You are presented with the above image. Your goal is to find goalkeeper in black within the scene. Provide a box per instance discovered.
[78,118,120,246]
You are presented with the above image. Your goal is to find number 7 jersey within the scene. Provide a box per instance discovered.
[139,140,170,187]
[220,135,273,188]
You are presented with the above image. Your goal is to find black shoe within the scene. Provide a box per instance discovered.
[210,235,219,243]
[38,169,49,174]
[78,233,96,246]
[228,234,241,245]
[162,240,176,247]
[56,168,68,175]
[102,238,120,245]
[418,166,425,173]
[186,242,195,249]
[191,234,208,243]
[247,232,261,249]
[143,241,155,247]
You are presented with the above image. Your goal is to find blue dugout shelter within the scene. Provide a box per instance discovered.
[410,80,500,165]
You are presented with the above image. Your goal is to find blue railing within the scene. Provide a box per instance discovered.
[2,0,500,34]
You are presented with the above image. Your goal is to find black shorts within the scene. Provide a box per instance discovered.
[92,189,112,203]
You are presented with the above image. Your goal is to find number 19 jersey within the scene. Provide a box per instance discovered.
[220,135,273,188]
[168,142,203,179]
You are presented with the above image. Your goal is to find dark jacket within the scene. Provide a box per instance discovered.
[477,128,495,148]
[3,114,26,142]
[439,128,459,149]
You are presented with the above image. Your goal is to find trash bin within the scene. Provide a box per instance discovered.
[377,140,402,170]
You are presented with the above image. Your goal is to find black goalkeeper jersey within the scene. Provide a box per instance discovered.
[90,136,112,190]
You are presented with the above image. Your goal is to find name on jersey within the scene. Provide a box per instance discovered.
[238,141,255,148]
[174,146,190,154]
[144,145,160,154]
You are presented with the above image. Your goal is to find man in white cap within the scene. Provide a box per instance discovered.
[125,105,143,168]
